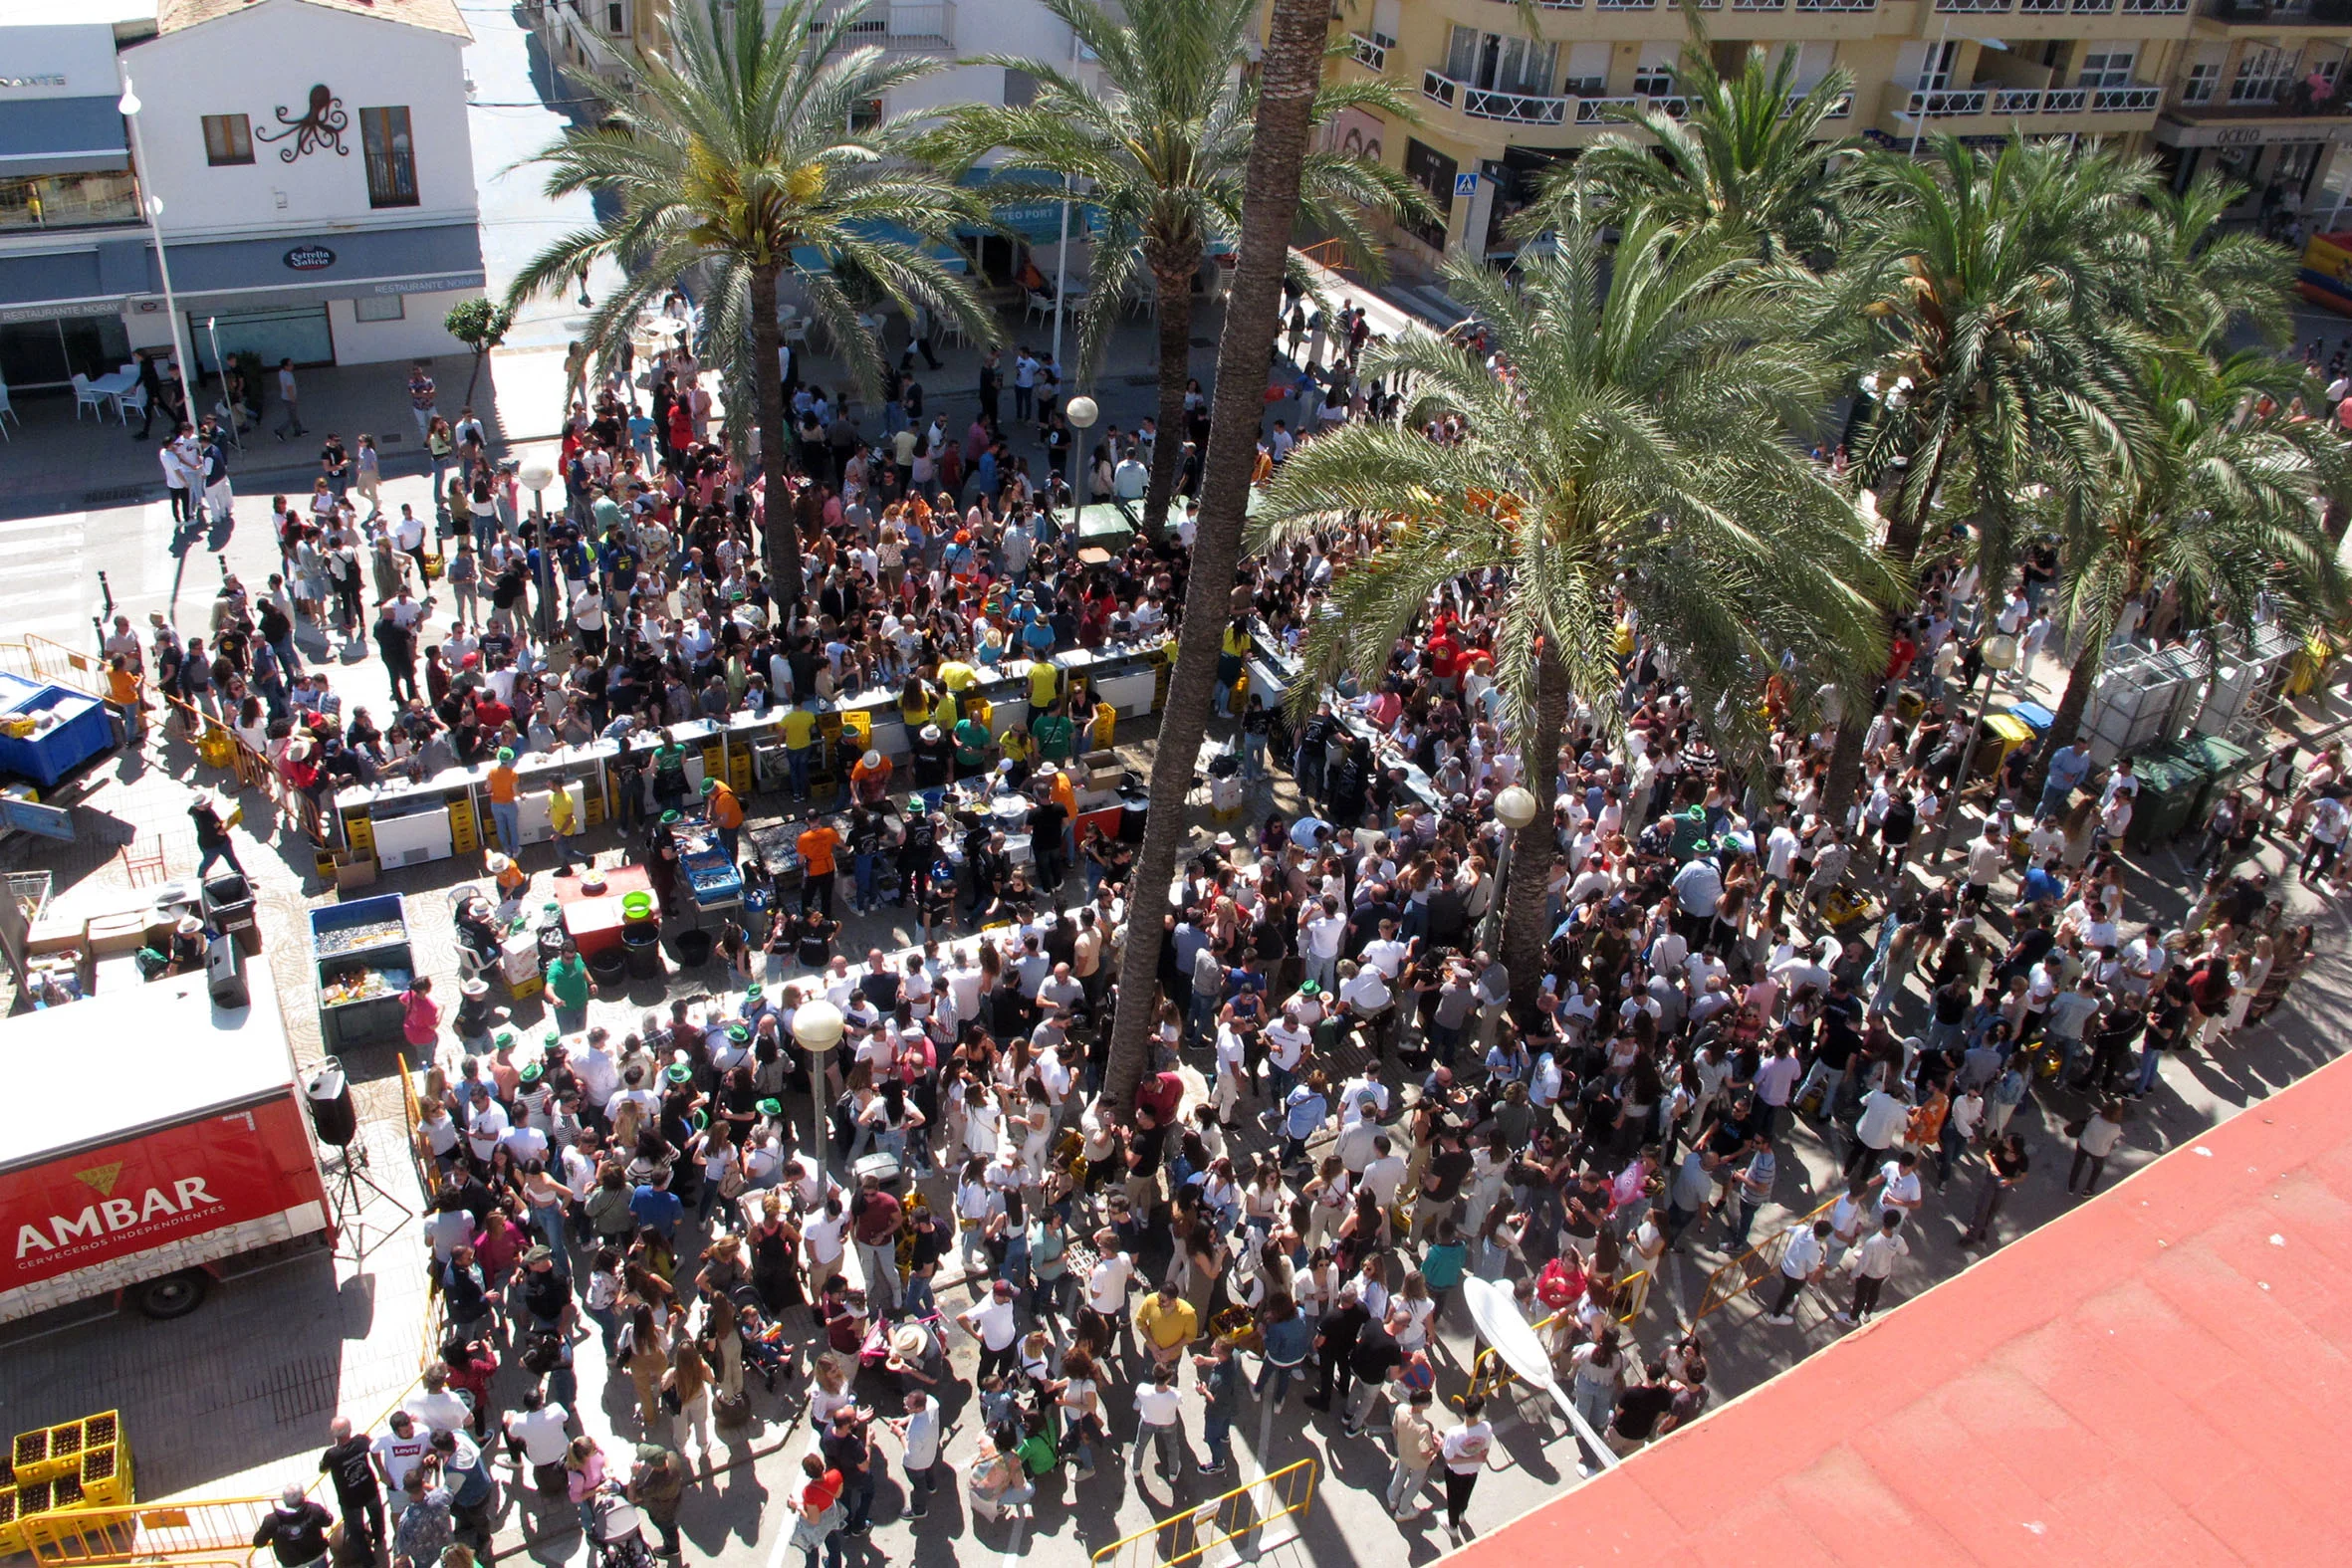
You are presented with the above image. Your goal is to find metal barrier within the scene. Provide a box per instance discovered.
[0,634,109,697]
[1694,1193,1843,1323]
[1088,1457,1317,1568]
[153,688,328,846]
[22,1496,276,1566]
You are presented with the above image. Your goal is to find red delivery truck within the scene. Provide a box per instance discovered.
[2,965,330,1323]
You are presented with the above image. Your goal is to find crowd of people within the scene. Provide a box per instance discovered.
[174,279,2346,1568]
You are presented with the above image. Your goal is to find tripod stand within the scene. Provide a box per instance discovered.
[323,1136,413,1263]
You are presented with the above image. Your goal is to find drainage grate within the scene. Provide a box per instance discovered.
[84,486,147,506]
[263,1354,344,1425]
[377,431,403,444]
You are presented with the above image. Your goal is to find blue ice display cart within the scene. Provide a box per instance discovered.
[310,894,414,1051]
[0,671,115,789]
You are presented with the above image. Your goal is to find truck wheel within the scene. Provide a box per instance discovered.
[134,1269,210,1319]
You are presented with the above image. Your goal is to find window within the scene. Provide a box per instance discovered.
[1004,69,1038,107]
[603,0,624,32]
[2181,60,2221,103]
[359,107,417,208]
[202,113,253,167]
[354,294,405,323]
[1633,42,1677,97]
[2077,49,2135,88]
[848,97,883,133]
[1400,136,1457,250]
[1446,27,1555,94]
[1913,38,1959,91]
[2231,45,2293,105]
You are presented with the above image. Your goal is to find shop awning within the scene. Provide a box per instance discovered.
[0,97,129,176]
[164,222,486,303]
[957,168,1103,245]
[789,219,970,277]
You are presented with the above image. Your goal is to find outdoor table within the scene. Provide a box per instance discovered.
[555,864,657,958]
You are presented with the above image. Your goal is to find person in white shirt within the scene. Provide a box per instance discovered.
[958,1278,1023,1382]
[888,1391,942,1517]
[1763,1218,1831,1323]
[1130,1364,1187,1480]
[402,1367,473,1437]
[1834,1211,1910,1325]
[1437,1397,1495,1541]
[370,1412,433,1492]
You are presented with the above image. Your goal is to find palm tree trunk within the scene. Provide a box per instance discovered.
[1821,445,1948,817]
[1103,0,1326,1109]
[2042,631,2105,762]
[1140,256,1198,540]
[1503,652,1568,1012]
[749,262,804,624]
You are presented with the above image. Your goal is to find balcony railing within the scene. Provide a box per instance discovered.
[2019,0,2066,11]
[1348,32,1388,71]
[1933,0,2011,11]
[1908,87,1992,114]
[1790,90,1857,116]
[2120,0,2187,11]
[2044,87,2089,111]
[2090,82,2162,112]
[1594,0,1657,9]
[1733,0,1787,10]
[1422,72,1692,127]
[815,1,952,47]
[2204,0,2352,19]
[2178,85,2352,117]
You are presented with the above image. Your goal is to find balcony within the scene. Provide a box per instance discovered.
[1419,71,1694,130]
[1791,89,1858,115]
[2202,0,2352,20]
[814,1,953,51]
[1896,77,2163,128]
[2170,81,2352,118]
[1794,0,1878,9]
[1347,31,1390,71]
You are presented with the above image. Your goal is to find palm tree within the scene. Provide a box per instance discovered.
[1811,133,2154,813]
[2038,349,2347,761]
[507,0,994,616]
[1098,0,1352,1107]
[921,0,1425,539]
[2119,171,2296,355]
[1252,215,1889,1007]
[1526,34,1858,264]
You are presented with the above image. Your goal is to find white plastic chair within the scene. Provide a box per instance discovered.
[71,374,106,420]
[1024,290,1053,327]
[117,383,148,426]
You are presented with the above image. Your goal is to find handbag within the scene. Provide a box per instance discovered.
[787,1502,844,1553]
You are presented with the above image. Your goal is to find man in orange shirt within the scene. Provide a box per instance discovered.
[701,776,744,859]
[849,749,892,807]
[487,746,522,858]
[798,815,843,918]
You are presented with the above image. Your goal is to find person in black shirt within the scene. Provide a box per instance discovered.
[251,1486,334,1568]
[319,1418,382,1556]
[1305,1288,1369,1410]
[1028,796,1068,890]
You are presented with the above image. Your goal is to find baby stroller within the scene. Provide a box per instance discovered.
[586,1486,654,1568]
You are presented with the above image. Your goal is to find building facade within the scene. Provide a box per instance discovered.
[0,0,483,393]
[1323,0,2352,269]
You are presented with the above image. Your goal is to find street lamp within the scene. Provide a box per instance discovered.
[117,76,196,434]
[1066,393,1099,527]
[791,997,845,1175]
[1488,784,1539,945]
[518,459,555,521]
[1929,631,2017,867]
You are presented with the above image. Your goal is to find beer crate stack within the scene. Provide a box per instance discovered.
[3,1412,131,1552]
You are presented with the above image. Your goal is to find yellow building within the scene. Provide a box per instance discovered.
[1322,0,2352,267]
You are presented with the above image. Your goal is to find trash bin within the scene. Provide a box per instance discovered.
[2006,701,2054,741]
[2127,744,2203,850]
[623,922,664,981]
[670,929,714,969]
[201,872,261,957]
[588,948,628,995]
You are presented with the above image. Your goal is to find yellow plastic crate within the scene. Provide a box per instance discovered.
[78,1441,131,1508]
[447,799,479,856]
[343,812,376,856]
[1,1484,22,1555]
[582,785,607,827]
[727,753,751,793]
[506,972,544,1002]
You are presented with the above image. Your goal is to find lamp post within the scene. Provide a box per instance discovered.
[117,75,196,433]
[791,998,845,1175]
[1489,783,1538,946]
[519,459,555,523]
[1929,632,2017,868]
[1066,393,1098,527]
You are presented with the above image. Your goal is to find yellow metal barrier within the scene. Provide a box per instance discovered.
[22,1496,275,1566]
[1694,1193,1843,1323]
[1088,1457,1317,1568]
[1465,1309,1563,1405]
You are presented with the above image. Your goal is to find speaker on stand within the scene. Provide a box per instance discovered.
[306,1057,411,1261]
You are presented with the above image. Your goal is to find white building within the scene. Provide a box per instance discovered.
[0,0,483,391]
